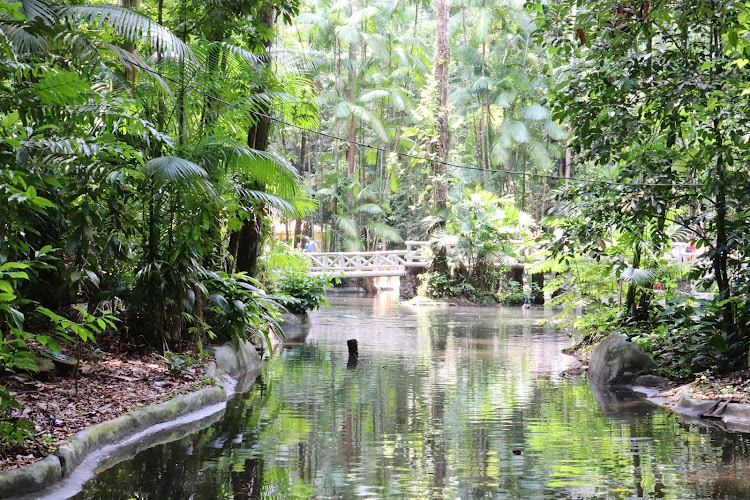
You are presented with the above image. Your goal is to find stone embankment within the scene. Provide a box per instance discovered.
[0,340,262,499]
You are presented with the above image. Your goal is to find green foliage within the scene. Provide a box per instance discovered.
[496,278,540,306]
[0,0,312,452]
[271,270,335,314]
[633,297,748,379]
[156,351,203,378]
[534,0,750,371]
[259,239,312,277]
[36,306,118,346]
[316,176,403,251]
[201,271,282,349]
[0,410,35,454]
[428,188,534,271]
[417,269,498,304]
[420,187,534,300]
[535,253,621,336]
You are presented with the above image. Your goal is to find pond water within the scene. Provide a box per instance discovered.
[70,292,750,499]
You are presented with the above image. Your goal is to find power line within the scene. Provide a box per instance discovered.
[130,59,704,190]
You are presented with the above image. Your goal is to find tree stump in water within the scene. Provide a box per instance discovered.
[362,277,378,294]
[347,339,358,368]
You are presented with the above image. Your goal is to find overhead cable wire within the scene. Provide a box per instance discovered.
[129,59,705,189]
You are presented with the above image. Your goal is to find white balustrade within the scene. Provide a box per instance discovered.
[308,242,429,278]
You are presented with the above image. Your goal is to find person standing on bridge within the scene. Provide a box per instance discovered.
[305,236,317,253]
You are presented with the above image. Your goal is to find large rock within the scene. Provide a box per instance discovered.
[588,333,658,386]
[211,339,262,378]
[279,312,310,342]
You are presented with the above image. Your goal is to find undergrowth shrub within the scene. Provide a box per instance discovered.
[272,270,336,314]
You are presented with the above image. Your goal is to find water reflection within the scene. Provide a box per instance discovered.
[71,292,750,499]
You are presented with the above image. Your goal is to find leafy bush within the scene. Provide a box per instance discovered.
[496,278,541,305]
[417,270,497,303]
[632,297,748,379]
[201,270,282,347]
[271,270,335,314]
[0,248,117,452]
[417,270,455,298]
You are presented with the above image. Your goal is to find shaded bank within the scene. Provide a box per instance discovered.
[0,341,262,499]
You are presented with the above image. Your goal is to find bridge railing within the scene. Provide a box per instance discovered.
[307,241,429,277]
[404,240,430,267]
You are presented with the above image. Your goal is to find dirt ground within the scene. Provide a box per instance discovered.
[1,351,211,473]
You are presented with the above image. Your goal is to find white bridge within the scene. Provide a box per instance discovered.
[306,237,703,279]
[308,241,430,278]
[306,240,538,278]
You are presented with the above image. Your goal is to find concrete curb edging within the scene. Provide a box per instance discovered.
[0,341,261,499]
[0,455,62,498]
[55,385,226,478]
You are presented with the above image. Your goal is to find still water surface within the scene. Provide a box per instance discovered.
[73,292,750,499]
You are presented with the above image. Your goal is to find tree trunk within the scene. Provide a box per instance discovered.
[231,6,275,275]
[432,0,450,209]
[430,0,450,275]
[346,0,359,176]
[119,0,140,88]
[713,120,733,337]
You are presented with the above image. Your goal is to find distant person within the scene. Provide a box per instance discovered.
[304,236,317,253]
[296,242,303,251]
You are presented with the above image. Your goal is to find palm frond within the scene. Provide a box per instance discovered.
[354,203,384,215]
[221,41,262,71]
[19,0,56,25]
[504,120,530,143]
[333,214,359,240]
[520,104,551,121]
[336,25,360,44]
[350,105,388,142]
[102,43,171,95]
[449,87,473,107]
[369,222,403,243]
[362,33,390,61]
[235,148,300,198]
[143,155,208,184]
[620,267,656,285]
[235,187,315,219]
[544,119,567,141]
[0,22,48,55]
[430,230,459,250]
[494,88,518,108]
[358,89,390,103]
[64,4,194,63]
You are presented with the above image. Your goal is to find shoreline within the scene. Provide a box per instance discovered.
[0,340,262,499]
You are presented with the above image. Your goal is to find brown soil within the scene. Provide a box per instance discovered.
[0,351,212,473]
[690,370,750,403]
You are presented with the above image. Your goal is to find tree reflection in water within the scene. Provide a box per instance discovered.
[73,293,750,499]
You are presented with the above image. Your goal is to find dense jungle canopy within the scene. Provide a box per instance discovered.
[1,0,750,450]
